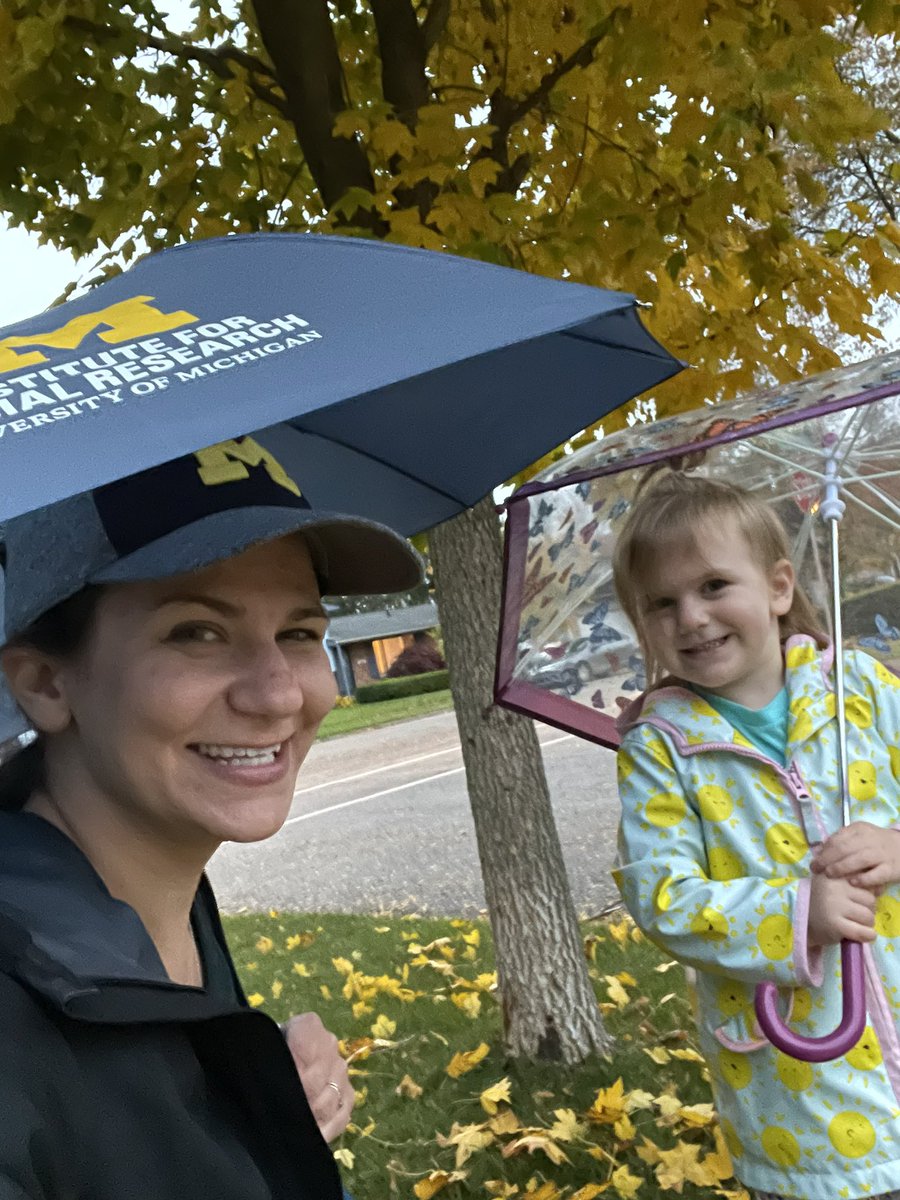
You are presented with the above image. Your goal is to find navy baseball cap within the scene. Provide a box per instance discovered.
[0,436,423,748]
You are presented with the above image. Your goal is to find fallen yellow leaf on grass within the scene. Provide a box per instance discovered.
[370,1013,396,1039]
[246,993,265,1008]
[480,1077,512,1113]
[412,1170,467,1198]
[395,1074,423,1099]
[549,1107,586,1142]
[613,1112,636,1141]
[285,932,315,950]
[609,1163,644,1198]
[643,1046,671,1064]
[446,1042,490,1077]
[488,1109,522,1135]
[333,1147,354,1170]
[271,980,283,1000]
[587,1078,628,1125]
[604,975,631,1008]
[292,961,311,977]
[676,1102,716,1128]
[436,1122,494,1167]
[452,991,482,1019]
[484,1183,519,1198]
[624,1088,655,1112]
[501,1131,570,1166]
[569,1185,606,1200]
[255,935,274,953]
[670,1048,705,1064]
[522,1180,562,1199]
[654,960,680,973]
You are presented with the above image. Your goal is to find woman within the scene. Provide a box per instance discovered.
[0,438,423,1199]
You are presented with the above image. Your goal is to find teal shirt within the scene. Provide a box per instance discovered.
[693,686,789,766]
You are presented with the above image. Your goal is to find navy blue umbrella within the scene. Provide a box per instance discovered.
[0,233,682,533]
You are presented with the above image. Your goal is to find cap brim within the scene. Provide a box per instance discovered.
[91,506,423,596]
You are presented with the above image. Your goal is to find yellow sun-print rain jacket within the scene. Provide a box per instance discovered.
[614,636,900,1199]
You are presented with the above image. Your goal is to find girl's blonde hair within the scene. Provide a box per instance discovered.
[612,468,827,687]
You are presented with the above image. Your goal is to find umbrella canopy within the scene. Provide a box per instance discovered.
[495,349,900,748]
[0,233,681,534]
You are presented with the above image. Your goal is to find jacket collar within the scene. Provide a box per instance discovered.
[617,636,835,754]
[0,810,241,1023]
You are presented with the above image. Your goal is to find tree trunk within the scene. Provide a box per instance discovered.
[430,496,611,1063]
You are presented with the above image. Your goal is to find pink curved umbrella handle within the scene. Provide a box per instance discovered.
[754,941,866,1063]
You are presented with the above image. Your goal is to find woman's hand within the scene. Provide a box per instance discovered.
[283,1012,353,1143]
[811,822,900,890]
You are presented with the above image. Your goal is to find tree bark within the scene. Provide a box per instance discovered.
[251,0,383,231]
[430,496,611,1063]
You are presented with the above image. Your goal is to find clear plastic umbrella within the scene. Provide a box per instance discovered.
[495,348,900,1062]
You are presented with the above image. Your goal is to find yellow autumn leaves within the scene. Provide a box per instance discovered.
[230,910,750,1199]
[411,1069,744,1198]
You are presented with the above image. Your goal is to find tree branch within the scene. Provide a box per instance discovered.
[369,0,439,220]
[476,10,623,197]
[251,0,383,231]
[370,0,428,127]
[854,145,897,221]
[63,16,291,118]
[420,0,451,51]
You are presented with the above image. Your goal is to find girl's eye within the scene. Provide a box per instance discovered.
[704,578,728,594]
[166,623,223,644]
[645,596,673,612]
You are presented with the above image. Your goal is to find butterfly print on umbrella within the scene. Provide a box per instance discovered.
[858,613,900,654]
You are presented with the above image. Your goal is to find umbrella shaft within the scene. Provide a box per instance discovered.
[828,516,851,826]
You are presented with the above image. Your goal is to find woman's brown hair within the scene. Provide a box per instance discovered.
[0,587,105,810]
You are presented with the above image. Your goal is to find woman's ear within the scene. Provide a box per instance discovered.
[0,647,73,734]
[770,558,795,616]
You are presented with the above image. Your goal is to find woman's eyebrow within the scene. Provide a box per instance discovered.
[156,594,327,620]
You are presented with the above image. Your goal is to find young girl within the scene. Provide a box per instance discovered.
[611,469,900,1200]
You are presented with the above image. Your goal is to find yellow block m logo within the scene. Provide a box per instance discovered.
[0,296,198,372]
[194,438,302,498]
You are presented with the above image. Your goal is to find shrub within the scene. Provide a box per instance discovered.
[356,669,450,703]
[385,639,446,677]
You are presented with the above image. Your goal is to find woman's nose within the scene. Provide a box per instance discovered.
[228,646,305,717]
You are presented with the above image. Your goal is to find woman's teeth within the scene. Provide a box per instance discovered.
[195,743,282,766]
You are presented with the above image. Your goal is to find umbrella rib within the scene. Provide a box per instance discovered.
[848,478,900,522]
[292,427,471,509]
[559,329,678,363]
[842,488,900,532]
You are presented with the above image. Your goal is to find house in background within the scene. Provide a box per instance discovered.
[324,600,440,694]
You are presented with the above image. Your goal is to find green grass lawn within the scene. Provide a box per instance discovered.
[317,690,455,739]
[223,911,745,1200]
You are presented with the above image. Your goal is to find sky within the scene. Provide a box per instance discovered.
[0,221,83,324]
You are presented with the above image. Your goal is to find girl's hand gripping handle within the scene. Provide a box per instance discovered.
[754,940,866,1063]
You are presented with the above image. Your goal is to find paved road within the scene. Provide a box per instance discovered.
[207,710,622,917]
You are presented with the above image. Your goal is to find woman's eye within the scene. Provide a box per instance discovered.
[280,627,323,643]
[166,623,222,644]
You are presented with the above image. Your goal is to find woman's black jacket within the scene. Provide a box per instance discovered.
[0,811,343,1200]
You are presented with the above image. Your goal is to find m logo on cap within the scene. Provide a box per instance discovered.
[0,296,199,373]
[194,438,302,498]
